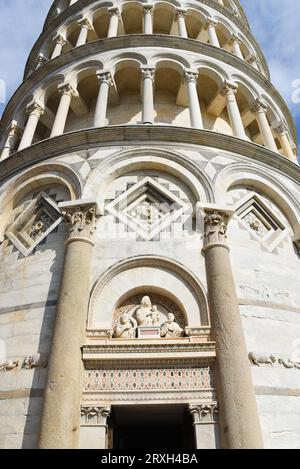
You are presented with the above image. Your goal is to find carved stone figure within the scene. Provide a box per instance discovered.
[248,352,277,366]
[136,296,156,326]
[160,313,183,338]
[113,313,136,338]
[22,353,47,370]
[0,360,19,372]
[278,358,295,369]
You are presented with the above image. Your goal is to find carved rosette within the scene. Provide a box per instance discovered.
[81,406,111,426]
[61,204,98,243]
[189,402,219,424]
[203,210,229,247]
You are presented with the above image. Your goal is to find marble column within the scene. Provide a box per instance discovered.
[252,99,277,152]
[93,71,113,128]
[246,54,259,70]
[189,403,219,449]
[273,122,296,162]
[51,35,66,60]
[206,19,220,47]
[80,406,111,449]
[18,102,44,151]
[176,9,188,38]
[1,121,21,160]
[50,83,77,138]
[143,6,153,34]
[201,206,264,449]
[76,18,93,47]
[141,66,155,124]
[222,81,246,139]
[230,34,243,59]
[185,70,203,129]
[39,200,99,449]
[107,8,120,38]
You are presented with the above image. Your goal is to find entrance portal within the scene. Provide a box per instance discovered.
[110,404,195,450]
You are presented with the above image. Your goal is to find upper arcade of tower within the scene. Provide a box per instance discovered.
[0,0,298,166]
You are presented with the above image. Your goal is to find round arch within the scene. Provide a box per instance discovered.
[88,255,210,329]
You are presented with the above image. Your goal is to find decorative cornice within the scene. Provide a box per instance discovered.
[3,37,292,142]
[82,342,216,357]
[0,126,298,186]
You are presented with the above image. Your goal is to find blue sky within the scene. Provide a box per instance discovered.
[0,0,299,145]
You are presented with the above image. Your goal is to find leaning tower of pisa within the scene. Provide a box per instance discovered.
[0,0,300,450]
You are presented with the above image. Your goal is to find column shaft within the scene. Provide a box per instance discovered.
[223,82,246,139]
[76,24,89,47]
[185,71,203,129]
[207,20,220,47]
[107,9,119,38]
[202,209,264,449]
[93,72,112,127]
[143,7,153,34]
[253,100,277,152]
[141,67,155,124]
[18,103,43,151]
[177,10,188,38]
[50,84,75,138]
[39,203,98,449]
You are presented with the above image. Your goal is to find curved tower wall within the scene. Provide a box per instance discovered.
[0,0,299,449]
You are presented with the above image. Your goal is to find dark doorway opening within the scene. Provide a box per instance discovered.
[110,404,195,450]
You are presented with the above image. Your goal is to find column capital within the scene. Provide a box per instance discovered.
[205,17,218,28]
[229,33,241,44]
[184,69,199,84]
[35,53,47,70]
[108,6,120,17]
[198,204,235,250]
[57,82,77,97]
[220,80,238,96]
[81,405,111,426]
[143,5,153,14]
[176,8,187,19]
[272,120,288,136]
[141,66,155,81]
[78,18,94,30]
[26,101,44,117]
[251,98,268,114]
[53,34,66,46]
[189,402,219,424]
[59,200,100,245]
[246,53,258,65]
[96,70,113,86]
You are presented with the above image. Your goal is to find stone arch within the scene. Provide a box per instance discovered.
[121,1,144,34]
[153,2,176,34]
[215,164,300,234]
[83,148,214,207]
[88,256,210,329]
[0,163,82,240]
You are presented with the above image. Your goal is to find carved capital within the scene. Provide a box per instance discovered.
[57,82,77,97]
[59,201,99,243]
[206,17,218,28]
[53,34,66,46]
[230,33,241,44]
[251,98,268,114]
[272,121,288,136]
[184,70,198,84]
[143,5,153,14]
[189,403,219,424]
[97,71,113,86]
[108,7,120,18]
[81,405,111,426]
[246,53,258,65]
[203,210,229,247]
[176,9,187,19]
[141,67,155,81]
[35,53,47,70]
[78,18,93,31]
[7,120,22,137]
[26,102,44,118]
[220,80,238,97]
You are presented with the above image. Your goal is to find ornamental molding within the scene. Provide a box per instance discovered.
[0,127,299,187]
[83,390,216,403]
[83,343,215,355]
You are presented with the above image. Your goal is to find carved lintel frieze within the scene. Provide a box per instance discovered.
[81,405,111,426]
[59,200,100,244]
[189,402,219,424]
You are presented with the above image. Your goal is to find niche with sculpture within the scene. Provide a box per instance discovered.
[112,294,185,339]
